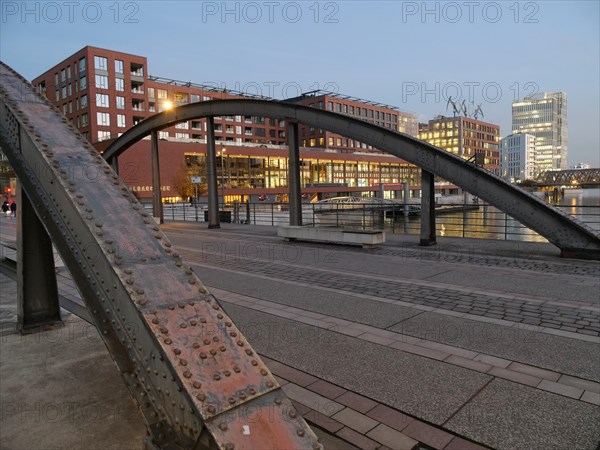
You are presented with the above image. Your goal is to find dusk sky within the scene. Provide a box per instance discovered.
[1,1,598,165]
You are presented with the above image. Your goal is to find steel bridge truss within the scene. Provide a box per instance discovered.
[537,168,600,186]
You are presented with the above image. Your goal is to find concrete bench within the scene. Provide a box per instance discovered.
[277,226,385,248]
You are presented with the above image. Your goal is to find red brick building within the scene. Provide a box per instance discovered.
[31,46,438,203]
[419,116,501,173]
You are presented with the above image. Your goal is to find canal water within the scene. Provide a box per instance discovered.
[386,188,600,243]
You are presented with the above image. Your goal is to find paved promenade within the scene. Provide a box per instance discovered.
[1,217,599,449]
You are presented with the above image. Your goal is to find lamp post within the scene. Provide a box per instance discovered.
[218,148,226,209]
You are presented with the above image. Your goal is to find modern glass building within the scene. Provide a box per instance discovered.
[512,92,568,172]
[501,133,536,181]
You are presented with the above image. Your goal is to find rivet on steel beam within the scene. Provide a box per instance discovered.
[249,388,256,395]
[196,392,206,401]
[245,349,253,356]
[168,305,175,310]
[239,392,247,400]
[199,352,207,359]
[183,371,192,379]
[164,338,172,345]
[213,374,221,381]
[312,442,322,449]
[160,327,168,334]
[296,429,304,437]
[228,397,235,405]
[212,305,219,311]
[220,346,227,353]
[274,398,281,405]
[180,359,188,366]
[203,339,210,345]
[192,343,200,349]
[173,348,181,355]
[212,336,219,343]
[192,381,201,389]
[217,314,223,319]
[225,322,232,327]
[251,360,258,367]
[219,423,228,431]
[180,323,187,329]
[260,369,268,376]
[266,381,274,388]
[289,409,297,419]
[209,350,217,356]
[230,332,237,338]
[190,320,197,326]
[225,444,234,450]
[236,341,244,347]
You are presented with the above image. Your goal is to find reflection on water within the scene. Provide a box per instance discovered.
[386,188,600,243]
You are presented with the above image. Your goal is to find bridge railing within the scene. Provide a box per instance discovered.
[149,202,600,243]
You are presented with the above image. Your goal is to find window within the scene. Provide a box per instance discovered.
[175,122,189,129]
[176,133,189,139]
[148,88,155,99]
[80,113,88,127]
[96,93,109,108]
[159,131,169,139]
[97,130,111,141]
[97,112,110,126]
[327,102,333,111]
[66,66,71,80]
[80,76,87,89]
[78,57,86,73]
[61,69,66,82]
[94,56,108,71]
[95,75,109,89]
[67,84,72,96]
[115,60,124,73]
[157,89,167,99]
[190,94,200,103]
[117,114,126,128]
[115,78,124,92]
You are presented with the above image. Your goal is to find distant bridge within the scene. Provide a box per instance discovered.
[537,168,600,187]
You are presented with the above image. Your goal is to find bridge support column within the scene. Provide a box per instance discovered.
[109,155,119,175]
[150,131,163,224]
[206,117,220,229]
[420,170,436,246]
[288,121,302,226]
[16,184,62,333]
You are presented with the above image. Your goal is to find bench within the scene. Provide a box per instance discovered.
[277,226,385,248]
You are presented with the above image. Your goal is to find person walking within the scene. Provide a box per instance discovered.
[10,201,16,218]
[1,199,9,217]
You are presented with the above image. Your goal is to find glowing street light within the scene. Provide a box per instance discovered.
[162,100,173,111]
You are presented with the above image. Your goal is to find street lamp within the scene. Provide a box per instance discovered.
[218,147,226,208]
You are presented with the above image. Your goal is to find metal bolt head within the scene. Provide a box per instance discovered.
[219,423,228,431]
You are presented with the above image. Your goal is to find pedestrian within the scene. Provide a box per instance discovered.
[10,201,16,218]
[1,199,8,217]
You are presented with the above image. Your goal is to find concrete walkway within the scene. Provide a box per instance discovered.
[1,217,599,449]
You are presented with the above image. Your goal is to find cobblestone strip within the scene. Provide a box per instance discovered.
[260,355,487,450]
[213,287,600,407]
[165,227,600,278]
[184,250,600,336]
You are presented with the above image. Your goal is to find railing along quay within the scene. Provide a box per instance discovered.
[147,202,600,244]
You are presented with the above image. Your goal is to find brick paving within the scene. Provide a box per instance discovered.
[181,248,600,336]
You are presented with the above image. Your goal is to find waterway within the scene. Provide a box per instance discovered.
[386,188,600,243]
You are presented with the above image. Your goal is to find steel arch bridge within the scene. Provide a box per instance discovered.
[103,99,600,260]
[0,63,320,449]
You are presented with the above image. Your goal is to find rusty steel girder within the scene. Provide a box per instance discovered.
[0,62,320,449]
